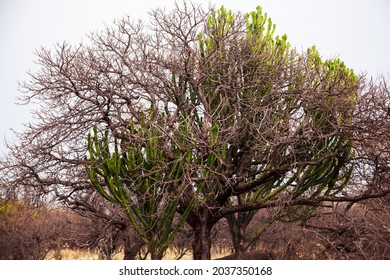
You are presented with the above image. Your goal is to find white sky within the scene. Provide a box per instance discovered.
[1,0,389,153]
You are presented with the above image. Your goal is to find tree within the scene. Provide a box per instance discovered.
[223,43,359,258]
[85,4,359,260]
[0,2,389,260]
[0,199,63,259]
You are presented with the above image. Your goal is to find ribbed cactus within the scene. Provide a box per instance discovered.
[86,110,197,260]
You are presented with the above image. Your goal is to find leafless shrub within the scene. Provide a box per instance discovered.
[302,200,390,259]
[0,201,65,259]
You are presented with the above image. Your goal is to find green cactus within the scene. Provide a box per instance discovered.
[86,109,198,260]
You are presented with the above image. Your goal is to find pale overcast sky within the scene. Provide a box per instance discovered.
[0,0,389,153]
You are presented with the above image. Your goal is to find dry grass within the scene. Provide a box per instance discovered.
[43,248,124,260]
[45,247,231,260]
[45,249,123,260]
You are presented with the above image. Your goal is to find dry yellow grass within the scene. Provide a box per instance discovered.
[45,248,123,260]
[45,247,230,260]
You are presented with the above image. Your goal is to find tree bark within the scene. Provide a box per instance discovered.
[191,206,214,260]
[123,232,144,260]
[192,220,212,260]
[233,226,248,260]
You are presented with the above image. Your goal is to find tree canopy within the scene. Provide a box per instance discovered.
[86,4,360,259]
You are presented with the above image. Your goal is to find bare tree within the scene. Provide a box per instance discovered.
[0,200,65,260]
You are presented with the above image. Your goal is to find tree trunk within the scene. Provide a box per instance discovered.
[192,220,212,260]
[150,252,160,260]
[123,232,144,260]
[233,234,247,259]
[233,223,248,259]
[191,206,214,260]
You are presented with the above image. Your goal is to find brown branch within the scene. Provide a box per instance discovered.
[217,189,390,221]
